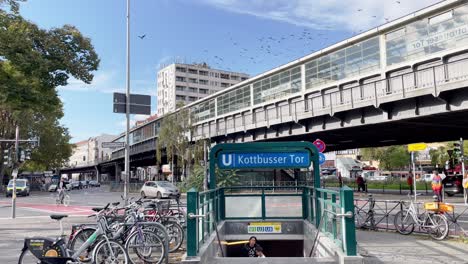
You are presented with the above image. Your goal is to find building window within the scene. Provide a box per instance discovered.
[253,66,301,104]
[176,67,186,72]
[188,78,197,83]
[220,73,229,79]
[199,79,208,85]
[386,5,468,66]
[230,75,239,81]
[188,96,197,102]
[176,95,186,100]
[305,36,380,89]
[176,85,185,91]
[191,99,215,122]
[220,82,230,88]
[199,70,208,76]
[199,88,208,94]
[176,76,186,82]
[188,87,197,93]
[188,68,198,74]
[217,85,251,115]
[241,77,248,81]
[83,156,86,161]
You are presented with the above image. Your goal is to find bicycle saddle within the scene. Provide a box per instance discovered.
[112,202,120,206]
[50,214,68,221]
[92,207,104,212]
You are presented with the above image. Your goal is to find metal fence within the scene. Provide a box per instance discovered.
[354,195,468,237]
[186,185,357,257]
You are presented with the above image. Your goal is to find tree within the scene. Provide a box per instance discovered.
[157,102,190,182]
[429,146,449,168]
[0,3,100,183]
[360,145,409,170]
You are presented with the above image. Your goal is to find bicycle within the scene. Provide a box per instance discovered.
[355,194,376,230]
[394,195,449,240]
[69,200,167,264]
[18,203,129,264]
[56,188,71,207]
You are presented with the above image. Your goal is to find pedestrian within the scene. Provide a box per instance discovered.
[337,170,343,188]
[244,236,261,258]
[407,172,414,195]
[256,246,266,258]
[356,174,366,192]
[431,171,443,202]
[463,172,468,203]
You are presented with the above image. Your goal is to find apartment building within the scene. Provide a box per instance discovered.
[157,62,249,116]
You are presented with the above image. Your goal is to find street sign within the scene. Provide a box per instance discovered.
[12,168,18,178]
[102,142,125,149]
[113,92,151,115]
[113,104,151,115]
[408,143,427,152]
[313,139,326,153]
[319,153,326,165]
[218,152,311,169]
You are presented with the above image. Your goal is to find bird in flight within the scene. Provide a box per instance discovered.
[138,34,146,39]
[357,9,362,12]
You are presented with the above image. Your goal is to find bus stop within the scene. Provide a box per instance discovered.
[183,141,361,263]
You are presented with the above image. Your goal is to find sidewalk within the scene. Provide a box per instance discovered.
[357,230,468,263]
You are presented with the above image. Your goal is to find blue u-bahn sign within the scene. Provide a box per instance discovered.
[218,152,311,169]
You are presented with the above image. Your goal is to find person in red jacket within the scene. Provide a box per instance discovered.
[356,174,366,192]
[407,173,414,195]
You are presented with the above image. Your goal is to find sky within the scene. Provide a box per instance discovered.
[18,0,440,142]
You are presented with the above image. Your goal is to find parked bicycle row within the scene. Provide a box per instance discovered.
[355,193,468,240]
[19,197,186,264]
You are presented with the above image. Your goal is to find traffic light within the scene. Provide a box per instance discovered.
[17,148,32,163]
[3,148,12,166]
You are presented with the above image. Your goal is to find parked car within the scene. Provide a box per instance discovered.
[418,174,433,182]
[70,180,80,190]
[48,181,71,192]
[6,179,30,197]
[140,181,180,199]
[79,180,89,189]
[89,180,100,187]
[444,175,463,197]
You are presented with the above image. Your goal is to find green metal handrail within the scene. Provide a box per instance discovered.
[186,185,357,257]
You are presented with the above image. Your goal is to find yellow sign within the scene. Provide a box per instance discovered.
[408,143,427,152]
[248,222,282,233]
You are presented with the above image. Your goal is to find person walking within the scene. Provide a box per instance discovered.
[463,172,468,204]
[431,171,443,202]
[356,174,366,192]
[337,170,343,188]
[244,236,261,258]
[407,172,414,195]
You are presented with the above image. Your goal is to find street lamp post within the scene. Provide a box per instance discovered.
[123,0,131,203]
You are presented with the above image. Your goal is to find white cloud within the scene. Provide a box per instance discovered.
[199,0,440,31]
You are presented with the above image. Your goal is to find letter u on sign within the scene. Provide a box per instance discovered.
[221,154,233,167]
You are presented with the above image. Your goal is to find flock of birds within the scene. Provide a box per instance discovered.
[141,1,406,74]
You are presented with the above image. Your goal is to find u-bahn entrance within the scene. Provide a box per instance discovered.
[184,142,360,264]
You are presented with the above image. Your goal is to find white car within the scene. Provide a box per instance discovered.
[140,181,180,199]
[419,174,433,182]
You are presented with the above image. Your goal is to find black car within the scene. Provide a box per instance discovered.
[443,175,463,197]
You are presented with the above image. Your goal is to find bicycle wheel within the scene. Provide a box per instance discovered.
[426,214,449,240]
[18,248,40,264]
[93,239,129,264]
[394,210,415,235]
[125,230,165,264]
[63,195,71,207]
[68,227,96,260]
[164,220,184,252]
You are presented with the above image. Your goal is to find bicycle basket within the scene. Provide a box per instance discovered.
[438,203,454,213]
[424,202,439,211]
[156,200,171,214]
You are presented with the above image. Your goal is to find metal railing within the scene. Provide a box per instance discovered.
[354,195,468,237]
[186,185,357,257]
[193,57,468,139]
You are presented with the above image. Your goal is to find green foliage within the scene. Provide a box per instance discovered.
[0,5,99,177]
[430,146,449,167]
[361,145,409,170]
[216,168,239,188]
[180,164,205,192]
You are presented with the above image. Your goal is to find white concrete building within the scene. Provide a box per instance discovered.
[157,63,249,116]
[68,134,117,167]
